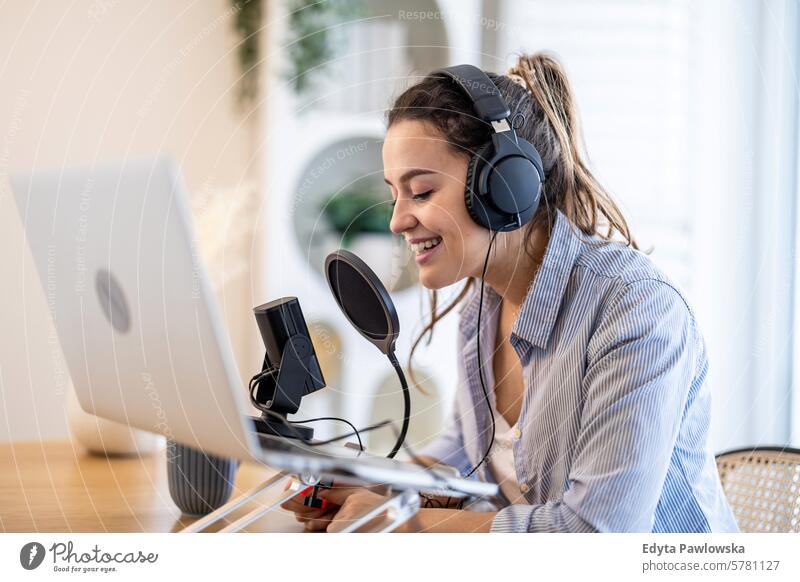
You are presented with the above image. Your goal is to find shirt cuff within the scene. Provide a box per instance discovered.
[490,504,535,532]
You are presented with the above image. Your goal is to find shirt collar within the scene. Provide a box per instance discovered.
[458,210,584,350]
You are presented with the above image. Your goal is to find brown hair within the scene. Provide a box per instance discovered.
[386,52,637,389]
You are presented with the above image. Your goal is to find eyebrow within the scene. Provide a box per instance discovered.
[384,168,438,186]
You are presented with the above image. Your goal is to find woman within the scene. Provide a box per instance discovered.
[284,52,739,533]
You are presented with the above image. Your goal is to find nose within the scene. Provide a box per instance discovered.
[389,198,418,235]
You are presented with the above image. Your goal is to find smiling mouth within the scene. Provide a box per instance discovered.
[408,237,442,255]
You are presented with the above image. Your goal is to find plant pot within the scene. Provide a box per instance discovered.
[166,440,240,516]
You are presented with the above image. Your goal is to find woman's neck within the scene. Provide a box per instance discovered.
[481,226,549,310]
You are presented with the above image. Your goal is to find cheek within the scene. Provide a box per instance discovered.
[413,186,489,283]
[431,194,474,246]
[441,214,484,261]
[455,225,494,277]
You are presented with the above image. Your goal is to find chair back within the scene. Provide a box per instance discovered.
[715,446,800,532]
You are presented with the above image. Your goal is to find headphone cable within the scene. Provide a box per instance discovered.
[465,229,501,478]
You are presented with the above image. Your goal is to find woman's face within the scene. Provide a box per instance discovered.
[383,119,490,289]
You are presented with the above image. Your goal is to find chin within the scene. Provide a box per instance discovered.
[417,269,443,290]
[418,268,458,290]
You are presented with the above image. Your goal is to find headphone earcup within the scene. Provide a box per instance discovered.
[464,142,498,230]
[465,140,543,232]
[487,155,542,228]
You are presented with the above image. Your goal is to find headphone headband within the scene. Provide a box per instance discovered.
[433,65,511,123]
[432,64,544,233]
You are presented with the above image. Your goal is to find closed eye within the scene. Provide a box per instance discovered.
[389,190,433,208]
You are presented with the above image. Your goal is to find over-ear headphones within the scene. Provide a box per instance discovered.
[433,64,545,232]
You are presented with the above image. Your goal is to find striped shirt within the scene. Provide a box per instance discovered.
[422,209,739,533]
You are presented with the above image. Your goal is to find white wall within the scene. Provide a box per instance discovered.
[0,0,262,442]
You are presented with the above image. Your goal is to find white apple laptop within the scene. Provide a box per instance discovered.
[10,156,496,497]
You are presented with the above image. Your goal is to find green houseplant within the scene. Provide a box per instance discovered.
[231,0,263,105]
[284,0,364,95]
[322,190,392,248]
[230,0,364,103]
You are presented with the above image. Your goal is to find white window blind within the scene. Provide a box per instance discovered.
[492,0,695,291]
[491,0,800,450]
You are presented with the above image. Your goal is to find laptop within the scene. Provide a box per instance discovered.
[10,156,496,496]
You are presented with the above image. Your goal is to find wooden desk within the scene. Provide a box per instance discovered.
[0,440,303,532]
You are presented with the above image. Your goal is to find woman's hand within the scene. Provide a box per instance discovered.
[280,482,341,532]
[283,480,497,533]
[316,487,495,532]
[317,486,391,533]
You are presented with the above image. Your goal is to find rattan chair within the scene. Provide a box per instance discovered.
[715,446,800,532]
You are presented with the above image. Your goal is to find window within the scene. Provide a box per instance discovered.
[490,0,799,450]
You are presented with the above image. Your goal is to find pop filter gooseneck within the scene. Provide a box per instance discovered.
[324,250,409,459]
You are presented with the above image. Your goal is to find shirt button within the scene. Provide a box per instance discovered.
[520,483,530,493]
[513,426,522,440]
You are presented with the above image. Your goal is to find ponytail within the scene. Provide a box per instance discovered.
[507,53,637,247]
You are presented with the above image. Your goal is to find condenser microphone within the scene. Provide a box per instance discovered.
[324,250,409,458]
[250,297,326,440]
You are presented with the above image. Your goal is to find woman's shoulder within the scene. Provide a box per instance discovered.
[572,233,697,323]
[575,233,664,284]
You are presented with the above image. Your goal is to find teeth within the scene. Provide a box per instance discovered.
[409,237,442,254]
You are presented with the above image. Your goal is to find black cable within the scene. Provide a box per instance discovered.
[287,415,364,452]
[248,371,378,452]
[251,362,406,464]
[257,405,391,450]
[387,351,411,459]
[251,378,469,508]
[245,290,476,495]
[465,229,501,478]
[248,371,271,404]
[299,419,393,448]
[245,348,483,510]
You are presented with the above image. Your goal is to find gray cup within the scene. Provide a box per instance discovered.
[166,440,240,516]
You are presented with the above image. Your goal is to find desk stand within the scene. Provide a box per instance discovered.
[179,472,421,533]
[180,471,291,533]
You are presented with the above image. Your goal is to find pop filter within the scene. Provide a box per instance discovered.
[324,250,399,355]
[324,250,408,458]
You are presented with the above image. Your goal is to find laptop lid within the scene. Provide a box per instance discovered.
[10,156,261,462]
